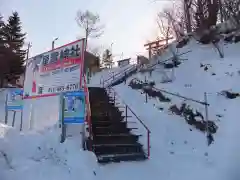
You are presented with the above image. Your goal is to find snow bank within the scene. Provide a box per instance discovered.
[0,123,98,180]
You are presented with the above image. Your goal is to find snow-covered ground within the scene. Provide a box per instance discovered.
[110,39,240,180]
[2,38,240,180]
[0,123,98,180]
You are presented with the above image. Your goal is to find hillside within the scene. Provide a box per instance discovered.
[109,38,240,180]
[1,37,240,180]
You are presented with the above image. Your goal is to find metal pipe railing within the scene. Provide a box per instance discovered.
[133,78,209,106]
[101,65,137,87]
[109,86,151,158]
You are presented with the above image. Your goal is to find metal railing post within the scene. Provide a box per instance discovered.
[147,130,150,158]
[20,110,23,131]
[4,93,8,124]
[12,111,16,127]
[111,87,151,159]
[60,94,66,143]
[145,92,148,103]
[113,91,116,105]
[125,105,128,122]
[124,72,127,84]
[204,92,209,135]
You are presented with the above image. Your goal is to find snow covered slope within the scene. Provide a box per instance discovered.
[108,39,240,180]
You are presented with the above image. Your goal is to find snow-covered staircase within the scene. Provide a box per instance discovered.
[100,64,138,88]
[88,87,147,163]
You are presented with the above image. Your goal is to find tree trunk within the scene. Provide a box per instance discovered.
[219,0,224,23]
[0,76,4,88]
[184,0,192,33]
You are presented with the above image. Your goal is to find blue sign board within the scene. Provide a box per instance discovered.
[63,91,85,124]
[7,89,23,111]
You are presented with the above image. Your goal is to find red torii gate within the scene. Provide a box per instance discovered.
[144,37,174,59]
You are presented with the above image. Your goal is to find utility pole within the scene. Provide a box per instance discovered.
[110,43,114,68]
[26,42,32,60]
[52,37,58,50]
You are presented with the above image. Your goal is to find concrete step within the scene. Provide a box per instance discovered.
[92,120,135,127]
[97,152,146,163]
[92,121,128,129]
[92,126,137,134]
[93,143,144,155]
[91,111,123,117]
[91,116,125,122]
[93,134,141,144]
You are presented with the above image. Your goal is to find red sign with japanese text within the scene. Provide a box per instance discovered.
[23,39,86,98]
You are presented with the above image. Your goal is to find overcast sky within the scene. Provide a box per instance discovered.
[1,0,169,60]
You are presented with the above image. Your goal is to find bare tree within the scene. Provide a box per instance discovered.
[157,13,173,45]
[162,7,186,40]
[222,0,240,27]
[75,10,104,45]
[192,0,220,31]
[183,0,193,33]
[219,0,224,23]
[102,49,113,68]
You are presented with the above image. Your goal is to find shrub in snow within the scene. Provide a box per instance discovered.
[176,37,189,49]
[169,105,182,115]
[129,78,171,102]
[199,33,213,44]
[143,87,171,102]
[168,103,218,141]
[164,60,181,69]
[224,34,234,43]
[197,28,221,46]
[234,34,240,43]
[220,90,240,99]
[128,79,144,90]
[128,78,155,90]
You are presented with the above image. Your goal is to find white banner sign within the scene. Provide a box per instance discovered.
[23,39,86,98]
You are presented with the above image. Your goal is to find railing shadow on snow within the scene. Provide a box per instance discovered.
[106,86,151,159]
[129,78,215,144]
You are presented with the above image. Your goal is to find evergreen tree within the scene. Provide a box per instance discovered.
[4,11,26,82]
[0,13,5,52]
[0,13,11,87]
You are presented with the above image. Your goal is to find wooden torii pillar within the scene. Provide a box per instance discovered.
[144,37,174,59]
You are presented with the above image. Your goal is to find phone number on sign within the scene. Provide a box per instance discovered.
[48,83,80,93]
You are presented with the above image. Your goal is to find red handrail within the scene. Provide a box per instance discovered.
[83,75,92,150]
[108,86,151,158]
